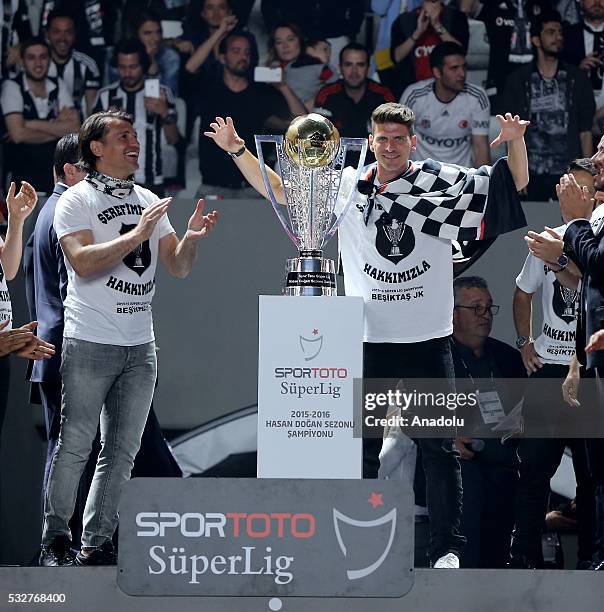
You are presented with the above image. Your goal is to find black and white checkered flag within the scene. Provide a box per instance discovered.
[363,157,526,242]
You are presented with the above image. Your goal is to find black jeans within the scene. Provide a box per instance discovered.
[511,364,595,565]
[0,355,9,443]
[589,367,604,558]
[362,338,465,562]
[460,450,517,568]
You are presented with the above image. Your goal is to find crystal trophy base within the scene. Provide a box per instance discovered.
[284,250,336,296]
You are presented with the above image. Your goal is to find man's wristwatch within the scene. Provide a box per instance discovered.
[516,336,533,350]
[435,24,445,35]
[549,254,569,273]
[228,145,246,158]
[556,254,569,270]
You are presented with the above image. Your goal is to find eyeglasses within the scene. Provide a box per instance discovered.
[454,304,500,316]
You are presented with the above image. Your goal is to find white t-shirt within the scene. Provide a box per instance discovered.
[53,180,175,346]
[0,76,74,119]
[0,237,11,330]
[399,79,490,168]
[337,166,454,343]
[516,224,578,365]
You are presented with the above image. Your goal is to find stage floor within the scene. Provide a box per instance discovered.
[0,567,602,612]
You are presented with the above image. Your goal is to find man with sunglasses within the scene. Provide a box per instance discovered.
[450,276,525,567]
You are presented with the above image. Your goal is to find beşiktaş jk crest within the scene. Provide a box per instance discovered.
[374,211,415,264]
[120,224,151,276]
[552,279,578,324]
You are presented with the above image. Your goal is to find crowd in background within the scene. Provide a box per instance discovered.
[0,0,602,212]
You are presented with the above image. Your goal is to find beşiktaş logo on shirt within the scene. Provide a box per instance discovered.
[120,224,151,276]
[551,278,578,324]
[374,212,415,264]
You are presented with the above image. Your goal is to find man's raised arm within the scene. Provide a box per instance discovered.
[204,116,286,203]
[60,199,172,278]
[490,113,530,192]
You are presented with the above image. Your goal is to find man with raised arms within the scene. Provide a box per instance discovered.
[205,103,529,568]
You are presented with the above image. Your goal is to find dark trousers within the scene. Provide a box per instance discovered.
[0,355,9,442]
[40,379,182,547]
[589,367,604,557]
[362,338,465,562]
[460,452,517,568]
[0,355,9,524]
[511,364,595,565]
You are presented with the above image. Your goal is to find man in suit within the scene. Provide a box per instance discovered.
[559,134,604,569]
[23,133,86,501]
[23,133,183,557]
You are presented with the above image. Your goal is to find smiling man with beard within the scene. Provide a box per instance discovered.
[0,37,80,193]
[45,9,100,117]
[400,42,490,168]
[205,101,529,568]
[39,109,218,567]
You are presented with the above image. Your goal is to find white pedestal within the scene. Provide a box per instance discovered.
[257,296,364,478]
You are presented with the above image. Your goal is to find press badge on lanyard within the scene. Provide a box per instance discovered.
[477,390,506,425]
[454,340,506,425]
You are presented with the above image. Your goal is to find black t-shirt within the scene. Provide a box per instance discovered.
[315,78,395,165]
[477,0,552,112]
[198,80,286,188]
[315,79,395,138]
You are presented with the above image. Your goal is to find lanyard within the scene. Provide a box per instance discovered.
[451,338,496,387]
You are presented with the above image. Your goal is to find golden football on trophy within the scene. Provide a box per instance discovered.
[284,113,340,168]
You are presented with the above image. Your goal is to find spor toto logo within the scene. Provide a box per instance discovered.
[134,497,397,585]
[299,327,324,361]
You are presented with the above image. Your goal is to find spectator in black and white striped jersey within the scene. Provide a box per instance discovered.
[1,38,80,194]
[45,9,100,118]
[92,38,180,197]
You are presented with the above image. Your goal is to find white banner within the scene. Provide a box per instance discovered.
[258,296,364,478]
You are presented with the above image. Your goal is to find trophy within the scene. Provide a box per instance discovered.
[255,114,367,296]
[384,218,404,257]
[560,285,578,317]
[132,243,145,269]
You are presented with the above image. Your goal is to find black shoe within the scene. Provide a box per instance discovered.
[592,557,604,571]
[576,559,593,570]
[39,536,76,567]
[507,555,535,569]
[75,541,118,566]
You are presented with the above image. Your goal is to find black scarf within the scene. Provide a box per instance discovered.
[85,170,134,199]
